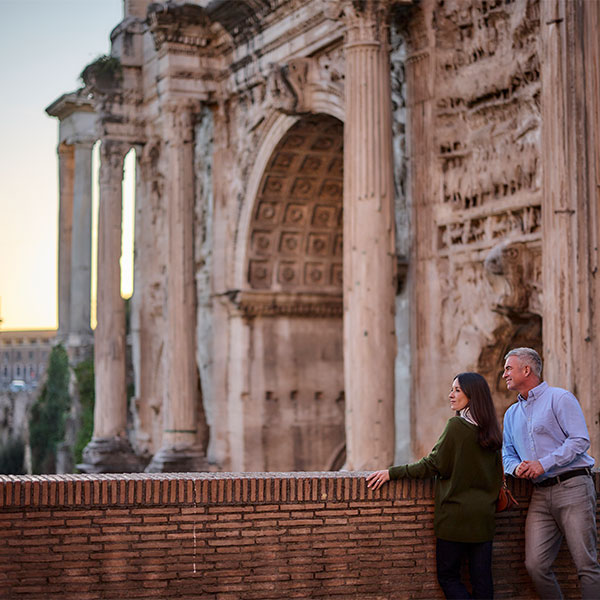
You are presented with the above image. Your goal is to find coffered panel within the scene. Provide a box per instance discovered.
[247,114,343,293]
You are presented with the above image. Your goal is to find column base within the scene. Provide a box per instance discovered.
[145,446,209,473]
[78,437,145,473]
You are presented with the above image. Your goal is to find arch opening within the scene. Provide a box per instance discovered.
[236,114,346,472]
[246,115,343,294]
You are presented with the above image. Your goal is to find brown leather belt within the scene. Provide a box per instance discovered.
[534,468,592,488]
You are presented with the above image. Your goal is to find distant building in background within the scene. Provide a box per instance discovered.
[0,331,55,390]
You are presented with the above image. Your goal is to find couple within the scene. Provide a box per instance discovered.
[367,347,600,599]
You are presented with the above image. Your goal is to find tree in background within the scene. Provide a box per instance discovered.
[28,345,70,473]
[72,357,94,468]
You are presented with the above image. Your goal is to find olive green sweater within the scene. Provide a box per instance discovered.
[389,416,502,543]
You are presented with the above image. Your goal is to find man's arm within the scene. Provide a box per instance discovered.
[538,391,591,472]
[502,408,521,475]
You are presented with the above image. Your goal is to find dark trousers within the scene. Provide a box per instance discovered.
[436,538,494,599]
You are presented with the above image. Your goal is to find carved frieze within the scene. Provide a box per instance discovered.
[431,0,541,255]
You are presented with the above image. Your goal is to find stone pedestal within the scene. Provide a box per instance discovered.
[146,102,208,473]
[80,139,141,473]
[79,437,144,473]
[342,0,396,470]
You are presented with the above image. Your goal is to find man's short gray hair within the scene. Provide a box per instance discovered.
[504,347,543,378]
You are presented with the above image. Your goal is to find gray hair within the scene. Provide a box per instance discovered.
[504,347,543,378]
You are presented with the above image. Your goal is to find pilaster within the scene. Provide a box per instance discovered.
[342,0,396,469]
[146,102,208,473]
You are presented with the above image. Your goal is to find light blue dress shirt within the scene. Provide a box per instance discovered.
[502,381,594,482]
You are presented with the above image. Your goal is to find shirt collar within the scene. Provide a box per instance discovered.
[518,381,548,402]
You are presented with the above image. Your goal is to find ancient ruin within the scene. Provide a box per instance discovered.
[47,0,600,473]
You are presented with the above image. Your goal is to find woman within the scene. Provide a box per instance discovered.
[367,372,503,599]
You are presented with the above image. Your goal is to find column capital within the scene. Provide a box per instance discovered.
[99,139,129,185]
[71,139,96,151]
[100,138,129,162]
[342,0,391,46]
[161,100,198,143]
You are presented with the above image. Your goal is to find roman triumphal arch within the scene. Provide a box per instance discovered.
[48,0,600,473]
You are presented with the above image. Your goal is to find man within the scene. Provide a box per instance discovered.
[502,347,600,599]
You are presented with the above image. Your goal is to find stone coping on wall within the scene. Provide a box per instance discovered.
[0,470,540,508]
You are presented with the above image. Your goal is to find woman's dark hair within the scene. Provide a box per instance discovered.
[454,372,502,451]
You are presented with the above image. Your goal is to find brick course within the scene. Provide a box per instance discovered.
[0,472,593,599]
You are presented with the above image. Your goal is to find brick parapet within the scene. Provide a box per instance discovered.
[0,471,544,508]
[0,472,593,599]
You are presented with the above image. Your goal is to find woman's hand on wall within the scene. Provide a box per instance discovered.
[366,469,390,490]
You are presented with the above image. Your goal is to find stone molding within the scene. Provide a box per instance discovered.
[46,91,95,120]
[147,2,216,53]
[222,291,343,319]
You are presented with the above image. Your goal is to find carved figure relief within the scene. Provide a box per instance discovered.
[433,0,541,256]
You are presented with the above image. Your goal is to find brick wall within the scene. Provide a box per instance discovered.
[0,472,591,599]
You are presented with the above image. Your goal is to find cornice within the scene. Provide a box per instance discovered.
[46,90,95,120]
[220,291,343,319]
[148,2,218,52]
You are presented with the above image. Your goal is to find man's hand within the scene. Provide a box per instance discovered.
[515,460,544,479]
[366,470,390,490]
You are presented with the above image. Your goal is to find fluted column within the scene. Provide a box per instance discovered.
[69,141,94,340]
[146,102,207,472]
[541,0,600,456]
[343,0,396,470]
[80,139,141,473]
[57,142,75,339]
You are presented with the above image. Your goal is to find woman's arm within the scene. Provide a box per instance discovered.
[366,419,457,489]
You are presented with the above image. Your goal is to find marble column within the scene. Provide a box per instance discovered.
[540,0,600,455]
[57,142,74,340]
[80,139,141,473]
[146,102,208,472]
[342,0,396,470]
[69,141,94,341]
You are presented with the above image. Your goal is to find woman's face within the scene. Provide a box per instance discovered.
[449,378,469,412]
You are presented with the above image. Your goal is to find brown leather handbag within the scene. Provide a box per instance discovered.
[496,474,519,512]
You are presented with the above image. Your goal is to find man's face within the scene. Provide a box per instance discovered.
[502,355,530,394]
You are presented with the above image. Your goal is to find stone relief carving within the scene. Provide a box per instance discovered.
[390,19,409,262]
[266,49,345,115]
[432,0,541,255]
[483,239,542,317]
[407,0,543,444]
[438,205,541,252]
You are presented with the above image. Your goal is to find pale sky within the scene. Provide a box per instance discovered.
[0,0,126,331]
